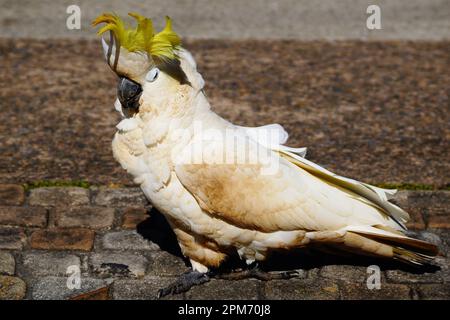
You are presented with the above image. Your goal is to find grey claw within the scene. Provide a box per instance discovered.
[157,271,210,299]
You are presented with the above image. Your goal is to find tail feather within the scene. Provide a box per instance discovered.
[279,150,410,229]
[392,246,435,266]
[346,225,439,257]
[276,147,438,266]
[342,227,439,266]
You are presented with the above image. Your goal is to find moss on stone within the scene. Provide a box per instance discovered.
[23,180,91,192]
[374,183,435,190]
[22,180,444,192]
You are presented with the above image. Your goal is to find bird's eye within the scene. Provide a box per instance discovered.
[145,67,159,82]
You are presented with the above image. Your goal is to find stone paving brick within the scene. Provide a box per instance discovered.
[392,191,426,230]
[93,187,148,207]
[0,276,26,300]
[22,252,81,276]
[29,187,90,207]
[0,227,26,250]
[407,191,449,229]
[0,251,15,275]
[391,191,409,207]
[146,251,189,277]
[416,283,450,300]
[69,286,112,300]
[340,282,412,300]
[121,207,149,229]
[385,255,450,286]
[406,230,445,250]
[55,207,114,229]
[319,265,372,283]
[30,228,94,251]
[99,230,159,251]
[433,257,450,282]
[406,211,427,230]
[89,252,148,278]
[432,230,450,253]
[408,191,449,210]
[0,206,47,227]
[31,276,110,300]
[0,186,447,300]
[264,279,340,300]
[112,277,183,300]
[427,209,450,229]
[386,268,444,284]
[0,184,25,206]
[186,279,260,300]
[436,227,449,241]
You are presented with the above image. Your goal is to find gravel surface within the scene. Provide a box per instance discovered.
[0,39,449,186]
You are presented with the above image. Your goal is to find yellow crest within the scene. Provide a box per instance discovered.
[92,13,181,64]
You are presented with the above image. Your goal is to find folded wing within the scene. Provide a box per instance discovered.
[174,128,403,233]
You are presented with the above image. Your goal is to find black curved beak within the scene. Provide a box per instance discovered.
[117,77,142,117]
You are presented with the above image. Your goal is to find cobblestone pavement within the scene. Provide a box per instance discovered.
[0,184,448,300]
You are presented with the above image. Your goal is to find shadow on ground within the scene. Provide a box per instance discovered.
[137,208,441,276]
[137,208,185,259]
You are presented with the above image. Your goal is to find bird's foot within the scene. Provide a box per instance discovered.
[157,264,300,298]
[157,270,210,299]
[212,264,301,281]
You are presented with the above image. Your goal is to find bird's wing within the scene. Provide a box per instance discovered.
[174,129,404,233]
[238,123,409,229]
[277,150,409,229]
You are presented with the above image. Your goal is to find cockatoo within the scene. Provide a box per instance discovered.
[92,13,438,297]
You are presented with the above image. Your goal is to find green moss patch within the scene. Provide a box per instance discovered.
[373,183,435,190]
[23,180,91,192]
[21,180,445,192]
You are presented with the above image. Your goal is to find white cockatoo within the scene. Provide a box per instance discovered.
[93,13,438,296]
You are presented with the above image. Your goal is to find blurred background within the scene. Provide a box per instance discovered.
[0,0,449,187]
[1,0,449,40]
